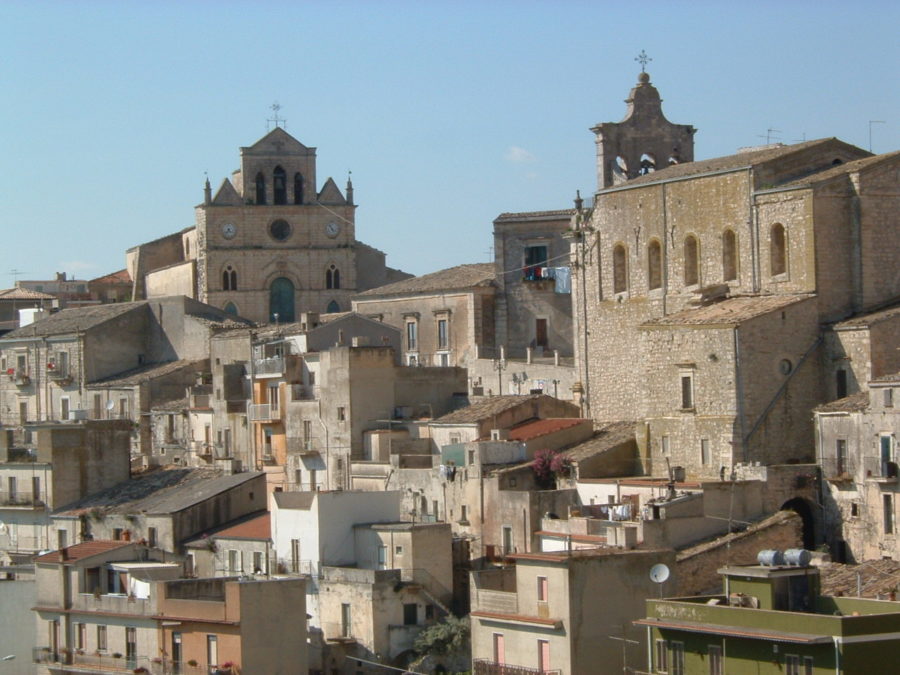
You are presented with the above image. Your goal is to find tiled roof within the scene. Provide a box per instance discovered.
[834,302,900,329]
[185,511,270,547]
[504,418,589,442]
[604,138,864,190]
[34,540,133,564]
[431,394,544,425]
[781,150,900,188]
[89,269,132,284]
[355,263,495,298]
[820,559,900,599]
[151,397,190,413]
[643,294,812,327]
[494,209,575,222]
[55,469,263,517]
[2,301,146,338]
[87,359,202,388]
[0,287,57,301]
[814,391,869,413]
[561,421,637,462]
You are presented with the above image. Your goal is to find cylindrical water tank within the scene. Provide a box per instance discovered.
[757,549,785,566]
[783,548,811,567]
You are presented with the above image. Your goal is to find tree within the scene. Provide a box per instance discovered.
[413,615,470,658]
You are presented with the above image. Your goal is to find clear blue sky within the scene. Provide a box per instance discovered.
[2,0,898,283]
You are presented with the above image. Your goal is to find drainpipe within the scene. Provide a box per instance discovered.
[645,625,652,672]
[832,636,841,675]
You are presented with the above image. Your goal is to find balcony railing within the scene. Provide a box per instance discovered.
[820,457,856,481]
[33,647,220,674]
[474,659,561,675]
[0,491,44,508]
[11,368,31,386]
[47,366,73,384]
[253,356,285,377]
[249,403,280,422]
[863,456,899,482]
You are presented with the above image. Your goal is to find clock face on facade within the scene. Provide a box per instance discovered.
[325,222,340,238]
[221,223,237,239]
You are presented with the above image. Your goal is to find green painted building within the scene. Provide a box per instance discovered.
[635,560,900,674]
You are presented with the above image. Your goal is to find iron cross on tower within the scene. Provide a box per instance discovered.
[635,49,652,73]
[267,102,286,131]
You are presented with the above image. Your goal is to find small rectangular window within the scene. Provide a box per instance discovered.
[681,374,694,409]
[337,406,346,421]
[537,575,548,602]
[660,436,670,455]
[700,439,711,466]
[148,527,157,548]
[437,318,448,349]
[656,639,668,673]
[97,625,107,651]
[670,642,685,675]
[460,504,468,523]
[785,655,800,675]
[885,494,894,535]
[708,645,723,675]
[885,388,894,408]
[836,439,847,475]
[403,603,418,625]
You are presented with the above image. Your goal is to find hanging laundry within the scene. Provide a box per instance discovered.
[553,267,571,293]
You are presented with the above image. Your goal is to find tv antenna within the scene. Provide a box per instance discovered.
[757,128,782,144]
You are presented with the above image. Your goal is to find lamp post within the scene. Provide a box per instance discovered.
[492,357,507,395]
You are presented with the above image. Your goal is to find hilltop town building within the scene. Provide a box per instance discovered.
[128,127,409,323]
[571,70,900,479]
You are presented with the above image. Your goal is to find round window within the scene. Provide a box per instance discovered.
[269,219,292,241]
[779,359,793,375]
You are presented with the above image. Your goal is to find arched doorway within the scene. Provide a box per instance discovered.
[782,497,816,550]
[269,277,295,323]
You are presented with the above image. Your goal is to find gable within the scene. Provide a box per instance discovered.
[241,127,312,156]
[317,177,347,205]
[212,178,242,206]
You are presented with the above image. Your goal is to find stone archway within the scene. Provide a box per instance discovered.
[781,497,816,550]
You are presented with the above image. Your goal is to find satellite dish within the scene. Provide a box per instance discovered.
[649,563,670,584]
[106,400,116,411]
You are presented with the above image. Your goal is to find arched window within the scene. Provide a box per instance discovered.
[684,235,699,286]
[722,230,737,282]
[770,223,787,276]
[325,264,341,290]
[613,244,627,294]
[639,153,656,175]
[273,166,287,205]
[222,265,237,291]
[647,239,662,290]
[269,277,295,323]
[223,302,238,316]
[255,172,266,205]
[293,173,304,204]
[326,300,341,314]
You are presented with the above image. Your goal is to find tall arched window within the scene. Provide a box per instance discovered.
[613,244,627,294]
[255,172,266,205]
[273,166,287,204]
[722,229,737,282]
[770,223,787,276]
[269,277,295,323]
[326,300,340,314]
[222,265,237,291]
[684,235,699,286]
[647,239,662,290]
[293,173,304,204]
[325,264,340,290]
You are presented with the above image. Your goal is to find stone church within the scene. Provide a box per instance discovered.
[127,127,410,323]
[571,71,900,479]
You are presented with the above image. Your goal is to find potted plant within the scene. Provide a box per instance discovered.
[187,658,198,667]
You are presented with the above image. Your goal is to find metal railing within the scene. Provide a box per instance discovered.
[33,648,223,674]
[248,403,280,422]
[253,356,285,376]
[0,491,44,507]
[474,659,561,675]
[863,456,899,481]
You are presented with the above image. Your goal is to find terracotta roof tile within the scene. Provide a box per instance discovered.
[34,540,133,564]
[0,287,58,301]
[781,150,900,187]
[814,391,870,413]
[3,301,146,338]
[834,302,900,329]
[561,421,637,462]
[89,269,132,284]
[643,294,812,327]
[494,209,575,222]
[87,360,202,388]
[210,512,270,540]
[355,263,495,298]
[504,418,589,442]
[431,394,545,425]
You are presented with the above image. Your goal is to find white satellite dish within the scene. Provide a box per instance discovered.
[106,400,116,411]
[649,563,670,584]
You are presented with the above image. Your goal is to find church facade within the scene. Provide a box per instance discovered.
[127,127,409,324]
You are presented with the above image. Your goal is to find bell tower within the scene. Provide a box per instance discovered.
[591,69,696,190]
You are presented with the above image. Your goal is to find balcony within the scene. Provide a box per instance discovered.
[287,437,319,455]
[192,441,213,457]
[9,368,30,386]
[33,647,216,674]
[0,491,44,509]
[864,456,899,484]
[225,400,246,414]
[474,659,560,675]
[253,355,285,377]
[249,403,281,422]
[821,457,856,483]
[47,365,73,385]
[290,384,318,401]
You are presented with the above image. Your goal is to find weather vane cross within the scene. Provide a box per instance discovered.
[635,49,652,73]
[267,102,286,130]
